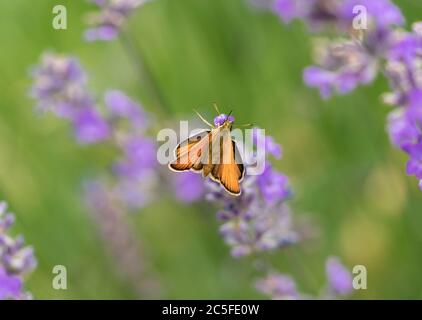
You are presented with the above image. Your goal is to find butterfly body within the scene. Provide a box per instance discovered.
[169,110,245,196]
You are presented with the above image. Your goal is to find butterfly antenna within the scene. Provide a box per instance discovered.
[194,109,214,128]
[213,103,221,115]
[235,123,253,128]
[227,110,233,117]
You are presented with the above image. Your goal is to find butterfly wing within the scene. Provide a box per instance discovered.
[210,129,245,195]
[169,127,245,196]
[169,130,211,172]
[199,129,223,178]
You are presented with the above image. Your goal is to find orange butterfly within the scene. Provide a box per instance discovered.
[169,105,250,196]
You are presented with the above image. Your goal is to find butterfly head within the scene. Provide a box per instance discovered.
[214,113,235,128]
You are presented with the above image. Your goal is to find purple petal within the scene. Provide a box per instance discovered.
[257,163,290,203]
[73,108,110,144]
[0,267,22,300]
[303,66,334,98]
[171,171,205,203]
[326,256,353,296]
[84,26,119,42]
[387,110,419,150]
[114,137,157,177]
[272,0,299,24]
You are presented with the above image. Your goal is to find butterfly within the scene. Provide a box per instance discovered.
[169,105,251,196]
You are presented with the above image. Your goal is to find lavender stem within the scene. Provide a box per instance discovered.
[119,31,172,116]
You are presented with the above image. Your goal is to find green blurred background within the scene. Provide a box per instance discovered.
[1,0,422,299]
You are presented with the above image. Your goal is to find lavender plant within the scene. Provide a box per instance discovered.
[255,256,353,300]
[30,53,154,295]
[28,0,355,299]
[85,0,151,42]
[30,52,204,205]
[29,52,204,297]
[30,53,110,144]
[267,0,422,190]
[206,125,353,299]
[0,201,36,299]
[206,128,295,257]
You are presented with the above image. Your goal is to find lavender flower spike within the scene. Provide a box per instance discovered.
[273,0,342,30]
[0,201,36,299]
[274,0,404,98]
[30,53,110,144]
[385,22,422,189]
[207,132,297,257]
[268,0,422,190]
[171,171,205,203]
[303,39,379,98]
[255,273,300,300]
[84,181,160,297]
[30,53,89,117]
[325,256,353,296]
[256,257,354,300]
[85,0,151,42]
[0,267,22,300]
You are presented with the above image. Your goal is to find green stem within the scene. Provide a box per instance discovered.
[119,31,172,116]
[286,248,320,293]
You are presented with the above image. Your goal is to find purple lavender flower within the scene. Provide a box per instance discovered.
[303,39,379,98]
[207,133,297,257]
[384,30,422,107]
[271,0,422,190]
[84,181,160,297]
[73,108,110,144]
[30,53,110,144]
[0,201,36,300]
[105,90,147,129]
[257,163,290,204]
[111,124,158,209]
[255,273,300,300]
[217,198,297,258]
[171,171,205,203]
[273,0,403,31]
[272,0,298,24]
[85,0,150,42]
[114,137,156,177]
[274,0,404,98]
[253,128,282,159]
[113,174,158,209]
[30,56,160,209]
[256,257,353,300]
[325,256,353,296]
[104,91,159,210]
[30,53,90,117]
[387,110,419,151]
[214,114,235,127]
[0,268,22,300]
[384,23,422,189]
[273,0,343,30]
[405,143,422,182]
